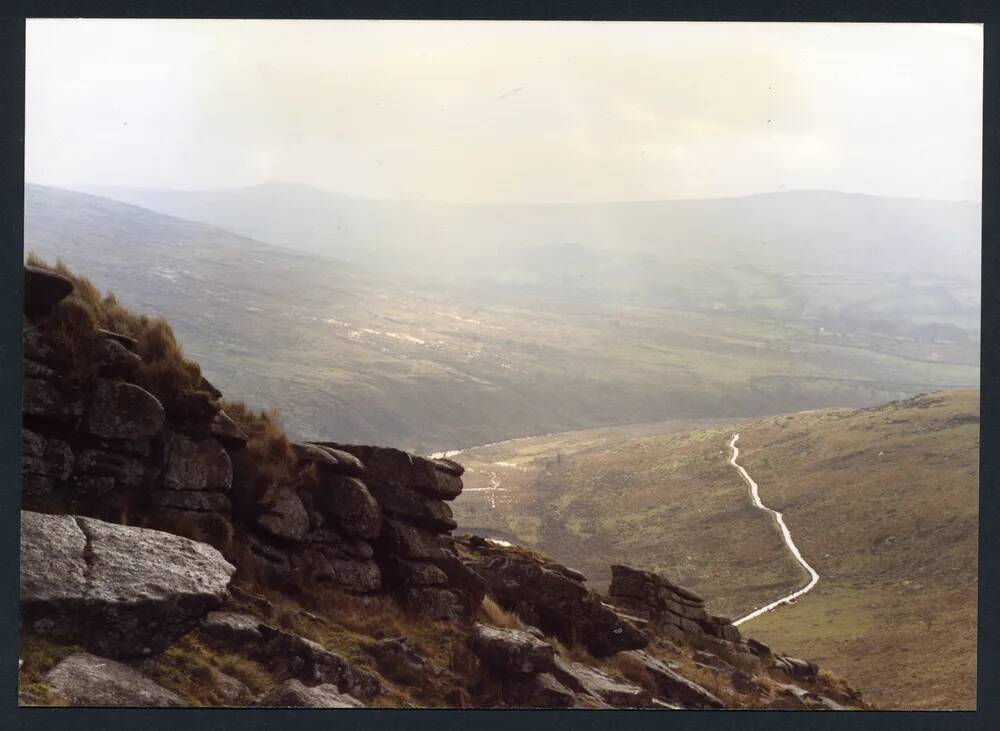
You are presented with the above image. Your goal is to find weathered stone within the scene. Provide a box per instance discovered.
[550,658,650,707]
[201,611,264,649]
[327,443,461,500]
[209,668,251,706]
[24,265,74,318]
[22,429,73,481]
[23,378,82,420]
[469,623,555,675]
[621,650,725,709]
[315,476,382,540]
[20,511,235,657]
[97,328,138,350]
[198,376,223,400]
[162,433,232,492]
[369,637,428,686]
[23,323,56,362]
[22,473,55,498]
[306,443,366,476]
[254,679,363,708]
[366,480,457,532]
[256,489,309,542]
[151,490,231,512]
[380,518,445,560]
[293,442,341,468]
[44,652,186,707]
[774,655,819,682]
[83,379,165,439]
[746,638,772,657]
[257,625,382,700]
[210,410,249,448]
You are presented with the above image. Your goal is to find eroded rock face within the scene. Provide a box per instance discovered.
[44,653,186,707]
[255,489,309,542]
[315,476,381,540]
[254,679,363,708]
[550,657,651,708]
[83,379,165,440]
[622,650,725,709]
[20,511,235,657]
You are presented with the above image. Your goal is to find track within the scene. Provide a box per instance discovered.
[727,433,819,626]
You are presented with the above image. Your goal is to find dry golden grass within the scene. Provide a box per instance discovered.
[17,633,82,706]
[476,596,526,630]
[221,399,299,506]
[26,253,209,410]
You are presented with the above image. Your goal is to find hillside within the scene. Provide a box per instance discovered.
[25,184,978,453]
[451,390,979,708]
[18,261,868,710]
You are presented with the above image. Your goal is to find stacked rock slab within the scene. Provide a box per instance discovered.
[244,442,382,594]
[21,266,238,542]
[312,443,484,620]
[608,564,741,642]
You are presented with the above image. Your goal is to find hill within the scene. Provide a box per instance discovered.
[25,184,978,453]
[450,390,979,708]
[18,261,868,710]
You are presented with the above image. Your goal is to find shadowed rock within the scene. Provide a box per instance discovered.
[83,379,165,440]
[469,623,555,675]
[162,433,232,492]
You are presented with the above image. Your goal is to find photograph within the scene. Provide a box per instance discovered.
[17,18,981,710]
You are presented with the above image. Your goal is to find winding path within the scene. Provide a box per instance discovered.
[727,433,819,626]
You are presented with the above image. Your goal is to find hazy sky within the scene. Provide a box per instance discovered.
[26,20,982,203]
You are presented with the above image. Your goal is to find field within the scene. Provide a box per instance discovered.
[452,390,979,709]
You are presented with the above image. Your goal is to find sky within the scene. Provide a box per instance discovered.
[25,20,983,203]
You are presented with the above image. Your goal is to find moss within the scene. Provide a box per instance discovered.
[18,633,82,706]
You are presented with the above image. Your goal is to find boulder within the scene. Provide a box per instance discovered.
[468,623,555,675]
[162,433,232,492]
[256,489,309,542]
[315,476,382,539]
[209,668,251,706]
[20,511,235,657]
[75,448,147,490]
[23,323,56,363]
[43,652,186,707]
[24,265,74,318]
[550,658,650,707]
[304,528,375,559]
[254,679,363,708]
[23,357,59,380]
[257,625,382,700]
[392,558,449,587]
[293,442,341,468]
[621,650,725,709]
[210,411,249,448]
[201,611,264,649]
[83,379,165,440]
[92,337,141,377]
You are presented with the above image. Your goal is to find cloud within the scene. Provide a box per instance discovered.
[26,20,982,202]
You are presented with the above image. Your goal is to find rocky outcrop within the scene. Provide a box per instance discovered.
[609,564,740,641]
[456,537,647,657]
[24,265,73,318]
[20,511,235,657]
[44,652,186,707]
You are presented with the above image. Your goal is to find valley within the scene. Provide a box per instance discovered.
[451,390,979,709]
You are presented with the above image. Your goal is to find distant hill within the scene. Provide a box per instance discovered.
[78,182,980,294]
[452,390,979,709]
[25,184,979,452]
